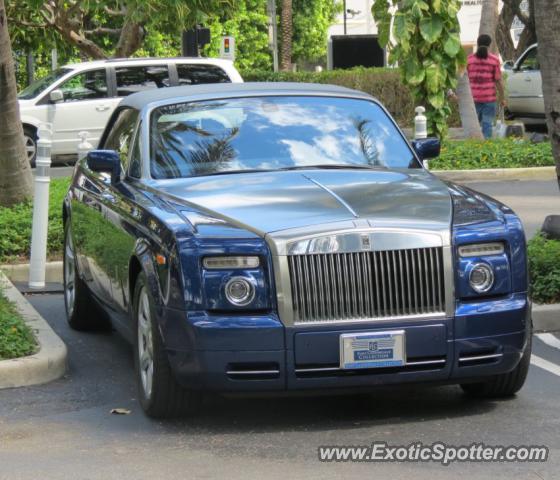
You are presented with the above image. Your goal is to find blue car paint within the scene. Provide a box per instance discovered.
[64,86,531,397]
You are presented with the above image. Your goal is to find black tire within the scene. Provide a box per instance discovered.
[63,222,109,331]
[23,126,38,168]
[133,272,201,418]
[460,335,532,398]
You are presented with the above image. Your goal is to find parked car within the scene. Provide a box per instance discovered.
[63,83,531,418]
[505,43,545,123]
[17,57,243,165]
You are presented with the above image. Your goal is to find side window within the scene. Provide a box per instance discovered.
[128,126,142,178]
[58,69,108,102]
[115,65,171,96]
[176,64,231,85]
[519,48,539,71]
[103,109,139,171]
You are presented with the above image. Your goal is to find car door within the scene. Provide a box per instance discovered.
[46,68,120,153]
[72,108,139,316]
[507,46,544,116]
[94,108,141,320]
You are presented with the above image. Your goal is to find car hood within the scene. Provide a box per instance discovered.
[153,169,453,238]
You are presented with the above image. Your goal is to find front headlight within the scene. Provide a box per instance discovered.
[468,263,495,293]
[458,242,504,258]
[203,256,260,269]
[200,253,270,311]
[225,276,256,306]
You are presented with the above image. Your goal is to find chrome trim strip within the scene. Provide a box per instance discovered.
[294,358,446,373]
[301,174,359,218]
[226,370,280,375]
[508,94,544,98]
[458,353,503,363]
[293,312,447,326]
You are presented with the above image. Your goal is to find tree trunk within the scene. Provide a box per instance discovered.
[114,21,144,58]
[279,0,292,71]
[0,0,33,207]
[456,72,484,139]
[534,0,560,189]
[479,0,499,54]
[496,0,521,61]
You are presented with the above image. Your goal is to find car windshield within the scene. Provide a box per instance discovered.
[18,68,72,100]
[149,96,417,179]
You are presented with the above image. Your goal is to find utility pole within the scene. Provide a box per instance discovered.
[267,0,279,71]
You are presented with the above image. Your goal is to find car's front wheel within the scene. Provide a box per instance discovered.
[460,335,532,398]
[133,272,201,418]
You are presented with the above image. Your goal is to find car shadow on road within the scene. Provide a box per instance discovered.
[161,385,503,434]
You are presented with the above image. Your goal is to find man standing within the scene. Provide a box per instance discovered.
[467,34,505,139]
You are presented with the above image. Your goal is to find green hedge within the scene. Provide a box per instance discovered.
[528,233,560,304]
[0,178,69,264]
[0,289,36,360]
[430,138,554,170]
[241,67,461,128]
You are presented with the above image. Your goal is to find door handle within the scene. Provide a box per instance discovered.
[524,78,532,82]
[96,105,111,112]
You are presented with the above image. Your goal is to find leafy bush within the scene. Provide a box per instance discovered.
[0,178,70,263]
[430,138,554,170]
[241,67,461,128]
[527,233,560,304]
[0,289,36,360]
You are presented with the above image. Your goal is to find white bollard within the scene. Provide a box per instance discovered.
[28,124,53,289]
[77,131,93,161]
[414,106,427,139]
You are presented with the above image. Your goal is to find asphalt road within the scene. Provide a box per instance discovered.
[0,294,559,480]
[466,179,560,238]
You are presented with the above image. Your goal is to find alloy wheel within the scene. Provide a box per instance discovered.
[137,287,154,400]
[24,134,36,162]
[64,230,76,318]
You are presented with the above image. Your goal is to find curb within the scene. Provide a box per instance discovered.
[532,303,560,333]
[432,166,556,183]
[0,270,67,389]
[0,261,63,284]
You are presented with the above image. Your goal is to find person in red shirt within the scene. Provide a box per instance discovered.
[467,34,505,139]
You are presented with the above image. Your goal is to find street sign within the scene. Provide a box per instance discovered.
[220,36,235,61]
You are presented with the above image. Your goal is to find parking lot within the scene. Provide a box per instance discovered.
[1,177,559,480]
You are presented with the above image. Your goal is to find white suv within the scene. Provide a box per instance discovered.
[17,57,243,164]
[505,44,545,124]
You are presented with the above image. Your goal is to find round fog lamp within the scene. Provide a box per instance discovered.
[469,263,494,293]
[225,277,255,306]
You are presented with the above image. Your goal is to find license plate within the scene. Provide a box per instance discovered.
[339,330,406,370]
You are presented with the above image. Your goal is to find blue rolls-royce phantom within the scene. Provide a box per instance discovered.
[63,83,531,418]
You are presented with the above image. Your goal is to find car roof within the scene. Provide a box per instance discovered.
[120,82,374,110]
[63,57,234,70]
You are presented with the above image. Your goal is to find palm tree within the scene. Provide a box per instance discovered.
[456,73,484,140]
[279,0,292,71]
[534,0,560,189]
[0,0,33,207]
[455,0,500,140]
[479,0,499,53]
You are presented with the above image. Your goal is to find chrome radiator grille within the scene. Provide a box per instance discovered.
[287,247,445,323]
